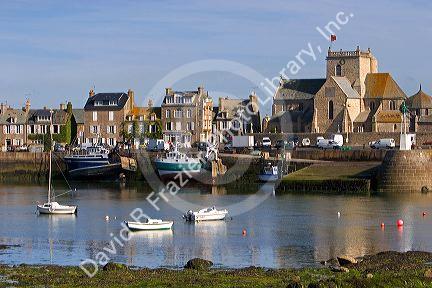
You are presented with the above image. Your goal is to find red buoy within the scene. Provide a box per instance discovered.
[242,229,247,236]
[380,222,385,229]
[397,219,404,227]
[423,212,427,217]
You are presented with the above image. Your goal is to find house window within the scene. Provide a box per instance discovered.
[335,64,342,76]
[165,122,172,131]
[108,138,115,146]
[328,100,334,120]
[53,125,59,134]
[175,122,181,131]
[150,114,155,121]
[109,111,114,121]
[91,125,99,134]
[394,124,397,132]
[389,100,396,110]
[174,109,182,118]
[92,111,97,121]
[109,100,117,106]
[426,109,429,116]
[107,125,115,134]
[186,109,192,118]
[184,97,192,104]
[95,101,103,106]
[165,109,171,118]
[416,109,420,116]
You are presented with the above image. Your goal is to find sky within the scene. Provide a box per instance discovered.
[0,0,431,116]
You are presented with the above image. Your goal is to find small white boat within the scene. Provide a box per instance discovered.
[37,201,77,214]
[258,163,279,182]
[183,206,229,222]
[125,218,173,231]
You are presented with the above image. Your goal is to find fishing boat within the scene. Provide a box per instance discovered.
[183,206,229,222]
[37,110,77,215]
[124,218,173,231]
[154,144,202,178]
[258,163,279,182]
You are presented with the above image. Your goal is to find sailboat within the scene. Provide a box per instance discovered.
[36,110,77,215]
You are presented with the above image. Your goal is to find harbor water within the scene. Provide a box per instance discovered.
[1,182,432,269]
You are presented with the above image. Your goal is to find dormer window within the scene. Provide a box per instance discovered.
[95,101,104,106]
[109,100,117,106]
[7,117,16,124]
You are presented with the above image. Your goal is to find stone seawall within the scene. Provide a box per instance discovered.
[0,152,54,182]
[292,149,387,161]
[377,150,432,193]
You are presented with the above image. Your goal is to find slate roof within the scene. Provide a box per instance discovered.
[0,109,28,124]
[275,78,326,100]
[216,97,261,133]
[84,93,129,111]
[72,109,85,124]
[27,109,70,125]
[332,77,360,99]
[406,86,432,109]
[364,73,407,99]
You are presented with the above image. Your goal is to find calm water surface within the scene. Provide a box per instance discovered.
[1,182,432,269]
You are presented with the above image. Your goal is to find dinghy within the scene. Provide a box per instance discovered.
[125,218,173,231]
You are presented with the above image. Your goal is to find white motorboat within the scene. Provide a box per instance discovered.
[125,218,174,231]
[258,163,279,182]
[36,110,77,215]
[183,206,229,222]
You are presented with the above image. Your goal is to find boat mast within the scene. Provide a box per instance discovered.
[48,109,53,203]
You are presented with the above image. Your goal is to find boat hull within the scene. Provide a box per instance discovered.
[37,205,77,215]
[67,163,122,178]
[155,160,202,178]
[258,174,279,182]
[125,221,173,231]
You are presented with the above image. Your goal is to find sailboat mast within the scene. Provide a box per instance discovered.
[48,110,53,203]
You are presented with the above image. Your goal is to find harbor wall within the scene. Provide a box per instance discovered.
[377,150,432,193]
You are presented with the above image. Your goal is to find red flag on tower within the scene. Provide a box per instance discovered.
[330,34,337,42]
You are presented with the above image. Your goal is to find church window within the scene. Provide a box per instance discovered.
[335,64,342,76]
[389,100,396,110]
[426,109,429,116]
[369,101,375,111]
[328,100,334,120]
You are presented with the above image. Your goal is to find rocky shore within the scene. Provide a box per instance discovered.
[1,251,432,287]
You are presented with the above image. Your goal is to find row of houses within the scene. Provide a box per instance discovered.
[0,87,262,150]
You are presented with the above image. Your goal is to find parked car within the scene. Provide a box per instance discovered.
[275,139,295,150]
[16,145,28,152]
[54,143,65,152]
[301,138,311,147]
[317,139,341,149]
[262,137,272,148]
[195,141,209,151]
[370,138,395,149]
[330,134,344,146]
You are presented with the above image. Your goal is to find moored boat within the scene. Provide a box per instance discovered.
[183,206,228,222]
[258,163,279,182]
[154,144,202,178]
[125,219,174,231]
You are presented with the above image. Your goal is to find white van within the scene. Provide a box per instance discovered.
[317,139,341,149]
[330,134,344,146]
[370,138,395,149]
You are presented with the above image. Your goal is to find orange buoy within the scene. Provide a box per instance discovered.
[380,222,385,228]
[242,229,247,236]
[396,219,404,227]
[423,212,427,217]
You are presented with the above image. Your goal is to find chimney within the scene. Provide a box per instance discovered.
[165,87,172,95]
[219,97,224,111]
[60,103,67,110]
[66,102,72,114]
[128,89,135,110]
[198,85,204,95]
[249,92,259,113]
[89,88,95,98]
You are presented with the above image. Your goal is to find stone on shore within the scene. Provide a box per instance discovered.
[102,262,128,271]
[184,258,213,270]
[330,265,349,272]
[424,268,432,278]
[337,255,357,265]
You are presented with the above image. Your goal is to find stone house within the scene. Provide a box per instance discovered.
[406,86,432,132]
[214,92,261,142]
[27,102,75,146]
[161,86,213,146]
[0,101,30,151]
[124,100,162,147]
[72,109,85,145]
[83,89,133,146]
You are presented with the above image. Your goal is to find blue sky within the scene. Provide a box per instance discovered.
[0,0,431,115]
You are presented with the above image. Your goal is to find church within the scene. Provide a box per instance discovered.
[269,46,431,134]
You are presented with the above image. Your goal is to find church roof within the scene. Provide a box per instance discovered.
[364,73,406,99]
[275,78,326,100]
[332,77,360,99]
[374,110,402,123]
[353,109,371,123]
[406,86,432,109]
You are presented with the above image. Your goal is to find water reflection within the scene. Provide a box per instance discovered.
[1,183,432,268]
